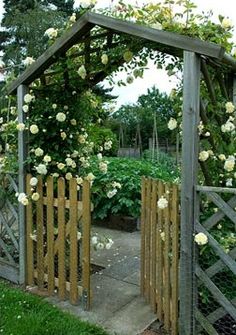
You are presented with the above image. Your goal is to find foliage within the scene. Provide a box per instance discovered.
[0,280,109,335]
[111,86,176,149]
[88,125,118,156]
[90,157,179,220]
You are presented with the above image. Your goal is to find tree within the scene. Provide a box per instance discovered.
[111,86,176,149]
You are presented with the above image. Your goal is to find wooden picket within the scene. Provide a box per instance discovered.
[25,174,91,308]
[141,177,180,335]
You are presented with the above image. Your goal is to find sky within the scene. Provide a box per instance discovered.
[0,0,236,107]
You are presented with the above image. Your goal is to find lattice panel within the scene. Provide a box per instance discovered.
[195,188,236,335]
[0,174,19,265]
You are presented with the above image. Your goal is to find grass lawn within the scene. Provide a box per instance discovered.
[0,280,109,335]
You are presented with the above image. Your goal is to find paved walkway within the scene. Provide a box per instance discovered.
[48,227,156,335]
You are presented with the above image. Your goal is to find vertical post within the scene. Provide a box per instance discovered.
[179,52,200,335]
[17,84,28,285]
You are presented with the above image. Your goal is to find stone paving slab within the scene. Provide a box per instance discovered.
[102,296,156,335]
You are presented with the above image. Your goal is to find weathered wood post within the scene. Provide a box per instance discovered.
[17,84,28,285]
[179,51,201,335]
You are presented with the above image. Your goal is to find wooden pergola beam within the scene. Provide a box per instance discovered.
[7,11,233,95]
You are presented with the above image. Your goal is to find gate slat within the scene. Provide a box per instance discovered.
[36,176,44,289]
[163,183,170,331]
[145,178,151,302]
[46,176,54,295]
[82,180,91,310]
[58,177,66,300]
[26,174,34,286]
[150,179,157,312]
[156,180,164,321]
[69,178,78,304]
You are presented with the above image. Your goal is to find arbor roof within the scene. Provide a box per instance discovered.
[7,11,236,94]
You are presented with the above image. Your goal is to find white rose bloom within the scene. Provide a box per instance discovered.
[0,117,3,123]
[30,177,38,187]
[22,105,29,113]
[112,181,122,189]
[24,94,33,104]
[221,121,235,133]
[86,173,95,182]
[226,178,233,187]
[44,27,58,39]
[69,13,76,23]
[218,154,226,161]
[107,189,117,198]
[78,135,86,143]
[81,0,97,8]
[168,117,177,130]
[57,163,65,170]
[43,155,51,163]
[65,172,73,180]
[76,177,83,185]
[70,119,77,125]
[77,232,82,240]
[157,196,168,209]
[225,101,235,113]
[91,236,98,245]
[61,132,67,140]
[101,54,108,65]
[224,156,235,172]
[32,192,40,201]
[35,164,47,175]
[77,65,87,79]
[18,193,27,203]
[99,161,108,174]
[97,153,103,160]
[199,151,209,162]
[23,57,35,66]
[56,112,66,122]
[104,140,112,150]
[21,197,29,206]
[30,124,39,134]
[34,148,44,157]
[65,157,73,166]
[52,104,57,109]
[194,232,208,246]
[105,242,113,250]
[221,18,233,30]
[16,123,25,131]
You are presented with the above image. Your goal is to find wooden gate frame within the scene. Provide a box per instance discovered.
[4,10,236,333]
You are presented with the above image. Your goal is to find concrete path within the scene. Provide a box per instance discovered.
[48,227,156,335]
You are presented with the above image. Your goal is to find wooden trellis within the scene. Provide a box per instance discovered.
[0,174,20,283]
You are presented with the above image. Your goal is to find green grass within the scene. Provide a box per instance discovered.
[0,280,109,335]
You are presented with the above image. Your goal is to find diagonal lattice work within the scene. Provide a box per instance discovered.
[195,186,236,335]
[0,173,19,283]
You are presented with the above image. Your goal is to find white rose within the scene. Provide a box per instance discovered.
[57,163,65,170]
[21,197,29,206]
[65,158,73,166]
[194,232,208,246]
[101,54,108,65]
[76,177,83,185]
[218,154,226,161]
[168,118,177,130]
[107,189,117,198]
[17,193,27,203]
[99,161,108,174]
[35,164,47,175]
[77,65,87,79]
[24,94,33,104]
[199,151,209,162]
[43,155,51,163]
[69,13,76,23]
[96,242,104,250]
[65,172,73,180]
[30,177,38,187]
[157,196,168,209]
[221,18,233,30]
[22,105,29,113]
[61,132,67,140]
[44,27,58,39]
[52,104,57,109]
[34,148,44,157]
[97,153,103,160]
[70,119,77,126]
[77,232,82,240]
[91,236,98,245]
[23,57,35,66]
[86,173,95,182]
[56,112,66,122]
[221,121,235,133]
[224,156,235,172]
[16,123,25,131]
[226,178,233,187]
[104,140,112,150]
[105,242,113,250]
[32,192,40,201]
[225,102,235,113]
[30,124,39,134]
[112,181,122,189]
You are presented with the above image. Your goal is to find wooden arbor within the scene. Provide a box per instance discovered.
[5,11,236,335]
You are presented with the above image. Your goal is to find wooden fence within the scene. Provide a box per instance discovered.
[141,177,180,335]
[25,174,91,308]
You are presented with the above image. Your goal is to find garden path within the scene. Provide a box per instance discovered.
[48,227,157,335]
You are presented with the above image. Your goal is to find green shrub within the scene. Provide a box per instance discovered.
[91,157,179,220]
